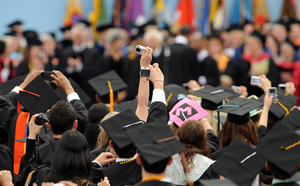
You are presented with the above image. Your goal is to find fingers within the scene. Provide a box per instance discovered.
[31,114,40,120]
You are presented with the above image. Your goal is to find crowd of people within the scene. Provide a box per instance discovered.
[0,18,300,186]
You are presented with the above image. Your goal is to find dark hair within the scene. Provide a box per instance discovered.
[180,26,192,36]
[221,119,258,148]
[255,113,280,132]
[170,123,179,133]
[140,154,170,174]
[49,101,76,135]
[111,140,136,158]
[98,91,118,104]
[176,120,211,166]
[0,41,5,55]
[45,130,91,184]
[87,103,110,123]
[267,161,299,180]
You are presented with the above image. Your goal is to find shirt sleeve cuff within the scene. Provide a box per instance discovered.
[76,62,83,72]
[151,89,166,105]
[66,66,73,74]
[67,92,80,102]
[12,86,22,94]
[92,160,102,168]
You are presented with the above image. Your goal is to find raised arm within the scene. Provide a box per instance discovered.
[135,47,153,122]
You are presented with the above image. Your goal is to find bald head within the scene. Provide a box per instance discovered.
[190,32,203,52]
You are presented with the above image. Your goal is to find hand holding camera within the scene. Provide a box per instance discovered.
[51,70,75,96]
[28,113,46,139]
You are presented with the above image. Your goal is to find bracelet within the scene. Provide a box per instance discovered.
[152,79,165,84]
[141,78,149,83]
[200,118,208,125]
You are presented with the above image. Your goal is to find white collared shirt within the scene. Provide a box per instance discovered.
[174,35,189,45]
[72,43,87,53]
[115,154,138,163]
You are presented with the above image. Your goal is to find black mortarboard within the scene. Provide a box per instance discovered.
[88,70,127,96]
[23,30,38,39]
[60,25,72,33]
[212,138,265,186]
[164,84,188,112]
[228,24,243,32]
[127,121,185,165]
[79,20,91,27]
[55,78,91,106]
[259,90,297,119]
[16,75,61,115]
[113,99,144,113]
[281,109,300,132]
[216,85,241,102]
[4,31,18,37]
[0,41,5,55]
[217,97,263,124]
[247,95,263,117]
[96,24,114,32]
[49,32,56,39]
[197,179,238,186]
[26,37,42,46]
[276,19,290,32]
[0,75,27,95]
[256,122,300,174]
[100,109,144,149]
[277,88,299,102]
[214,115,227,125]
[8,20,23,28]
[192,85,233,110]
[250,31,266,44]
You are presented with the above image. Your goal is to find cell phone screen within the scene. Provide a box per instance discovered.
[252,78,261,84]
[269,89,276,93]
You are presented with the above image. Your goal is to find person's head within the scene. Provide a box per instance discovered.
[97,112,119,149]
[272,23,288,43]
[243,23,255,36]
[49,100,77,135]
[179,25,192,38]
[87,103,110,123]
[0,40,5,55]
[176,120,210,164]
[265,161,299,180]
[106,28,125,51]
[96,91,118,104]
[190,32,203,52]
[289,23,300,42]
[109,140,136,158]
[208,37,223,56]
[245,36,263,56]
[71,23,88,46]
[144,29,164,50]
[45,130,91,183]
[229,30,244,48]
[1,36,14,55]
[219,30,229,48]
[137,154,172,174]
[221,118,258,148]
[40,33,56,55]
[279,42,295,62]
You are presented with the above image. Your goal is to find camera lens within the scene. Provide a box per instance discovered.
[136,48,140,52]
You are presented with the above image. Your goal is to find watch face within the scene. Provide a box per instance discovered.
[140,69,151,77]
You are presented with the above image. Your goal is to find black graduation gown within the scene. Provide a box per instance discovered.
[195,56,220,86]
[134,180,176,186]
[90,147,107,161]
[155,43,198,86]
[0,144,13,173]
[272,183,300,186]
[233,57,280,96]
[16,60,30,77]
[91,160,142,186]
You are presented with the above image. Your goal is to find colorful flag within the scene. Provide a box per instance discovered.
[230,0,240,25]
[244,0,253,22]
[266,0,283,22]
[253,0,268,28]
[281,0,296,19]
[128,0,144,26]
[176,0,195,28]
[64,0,84,26]
[209,0,219,23]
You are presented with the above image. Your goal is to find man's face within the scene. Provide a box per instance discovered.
[71,29,84,46]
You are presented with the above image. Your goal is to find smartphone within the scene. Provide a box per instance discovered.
[41,71,54,81]
[250,76,262,86]
[231,85,240,91]
[278,84,286,90]
[140,67,151,77]
[268,87,277,102]
[135,45,146,55]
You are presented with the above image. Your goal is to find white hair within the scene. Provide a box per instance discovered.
[144,29,164,44]
[39,33,54,43]
[71,23,88,36]
[1,36,14,44]
[106,28,125,45]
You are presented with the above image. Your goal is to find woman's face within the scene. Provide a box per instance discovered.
[272,24,287,43]
[280,43,294,61]
[245,37,261,55]
[209,40,222,55]
[4,40,14,55]
[42,41,56,54]
[30,45,41,58]
[230,31,244,48]
[111,38,123,50]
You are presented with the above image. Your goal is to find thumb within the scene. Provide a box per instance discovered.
[148,64,154,71]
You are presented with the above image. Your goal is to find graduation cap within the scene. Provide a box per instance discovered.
[0,75,27,95]
[247,95,263,117]
[113,99,142,113]
[8,20,23,28]
[280,108,300,132]
[217,97,263,125]
[26,37,42,46]
[277,88,299,102]
[49,32,56,39]
[227,24,243,32]
[212,138,265,186]
[250,31,266,44]
[0,41,4,55]
[60,25,72,33]
[127,121,185,165]
[169,98,208,127]
[100,109,144,149]
[16,75,61,115]
[192,85,233,110]
[4,31,18,37]
[214,115,227,125]
[216,85,241,102]
[164,84,188,112]
[87,70,127,111]
[256,122,300,174]
[23,30,38,40]
[258,90,297,119]
[55,78,91,106]
[197,179,238,186]
[96,24,114,32]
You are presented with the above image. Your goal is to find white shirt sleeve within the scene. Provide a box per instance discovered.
[151,89,166,105]
[75,62,83,72]
[11,86,22,94]
[92,160,102,168]
[67,92,80,102]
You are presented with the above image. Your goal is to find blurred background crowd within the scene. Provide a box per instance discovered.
[1,0,300,106]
